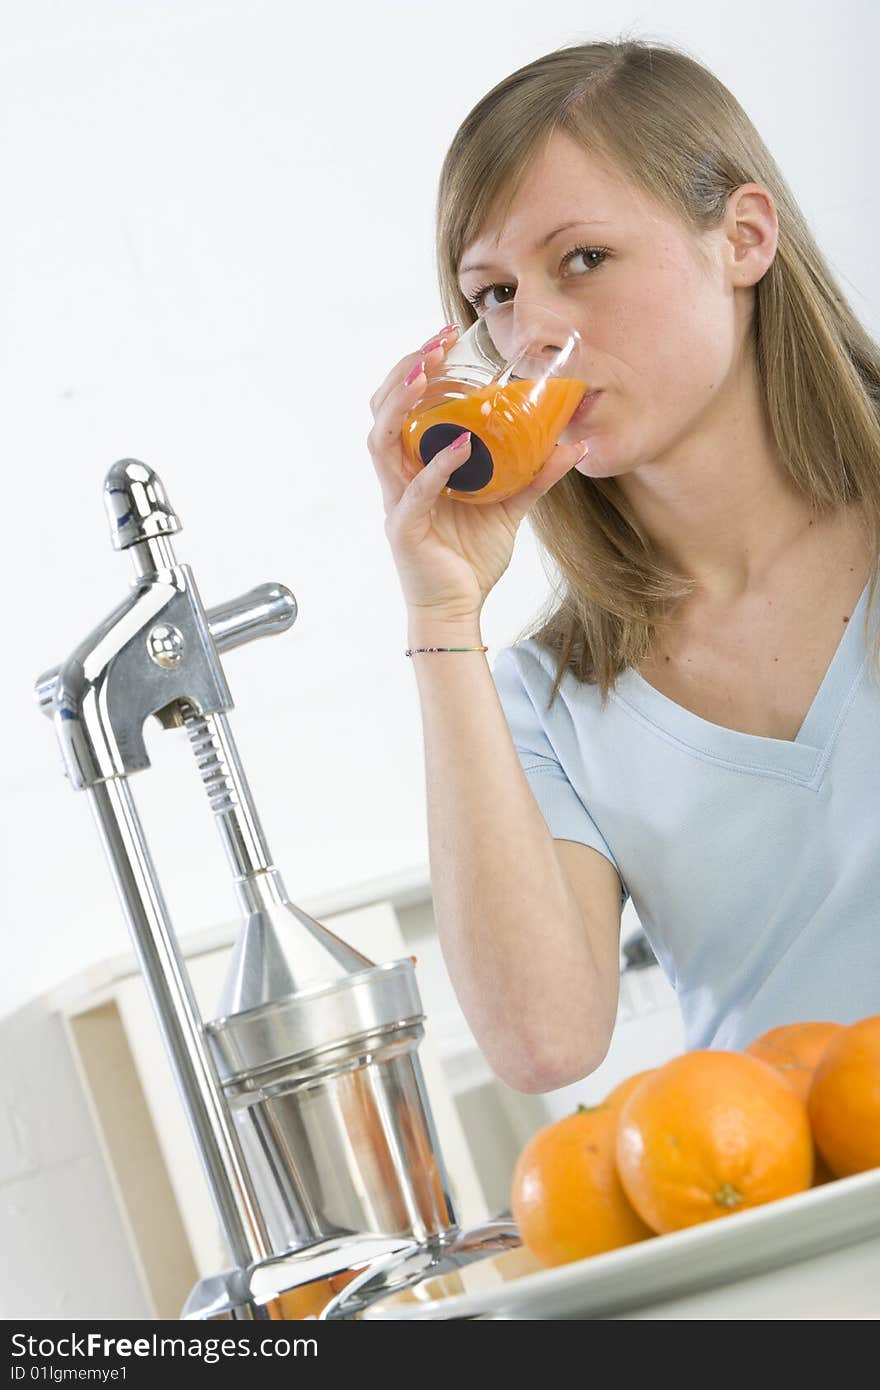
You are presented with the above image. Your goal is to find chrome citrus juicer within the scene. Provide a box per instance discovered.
[34,460,520,1320]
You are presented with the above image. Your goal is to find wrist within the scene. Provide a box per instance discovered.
[406,610,484,649]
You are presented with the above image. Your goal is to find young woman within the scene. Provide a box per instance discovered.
[366,39,880,1092]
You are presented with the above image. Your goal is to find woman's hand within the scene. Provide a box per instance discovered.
[367,324,589,624]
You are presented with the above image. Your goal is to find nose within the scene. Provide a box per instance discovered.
[492,299,582,380]
[511,300,567,351]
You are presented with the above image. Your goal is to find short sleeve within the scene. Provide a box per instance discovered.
[491,645,629,905]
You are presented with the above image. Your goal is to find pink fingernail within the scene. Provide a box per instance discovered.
[450,430,471,450]
[405,360,426,387]
[421,324,459,350]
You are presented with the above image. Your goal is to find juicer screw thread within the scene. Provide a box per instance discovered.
[181,703,239,816]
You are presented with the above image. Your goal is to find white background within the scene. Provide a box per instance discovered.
[2,0,878,1016]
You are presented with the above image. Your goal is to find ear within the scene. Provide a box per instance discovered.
[724,183,778,287]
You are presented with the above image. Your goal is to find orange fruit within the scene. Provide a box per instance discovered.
[807,1015,880,1178]
[810,1153,836,1187]
[615,1050,814,1234]
[267,1265,364,1320]
[744,1021,843,1102]
[605,1068,657,1110]
[510,1099,654,1268]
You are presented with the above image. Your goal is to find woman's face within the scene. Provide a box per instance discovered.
[456,131,774,480]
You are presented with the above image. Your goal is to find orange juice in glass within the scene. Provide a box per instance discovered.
[401,302,587,505]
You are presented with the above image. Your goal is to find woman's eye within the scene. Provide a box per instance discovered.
[464,246,610,314]
[464,282,513,313]
[566,247,610,274]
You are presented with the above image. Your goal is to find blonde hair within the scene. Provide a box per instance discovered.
[434,37,880,705]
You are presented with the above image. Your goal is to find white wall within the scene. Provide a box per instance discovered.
[2,0,878,1019]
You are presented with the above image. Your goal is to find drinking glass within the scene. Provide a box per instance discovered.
[401,301,588,504]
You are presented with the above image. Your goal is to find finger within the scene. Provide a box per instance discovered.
[368,334,461,513]
[367,360,434,515]
[388,432,472,537]
[369,324,460,419]
[502,438,590,525]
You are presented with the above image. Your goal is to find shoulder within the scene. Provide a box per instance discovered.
[492,638,602,717]
[492,637,550,678]
[492,638,561,691]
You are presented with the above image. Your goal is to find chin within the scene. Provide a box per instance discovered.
[572,444,627,480]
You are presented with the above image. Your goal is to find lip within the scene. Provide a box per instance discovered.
[570,389,602,424]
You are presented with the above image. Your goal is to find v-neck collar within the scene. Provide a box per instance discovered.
[609,578,875,788]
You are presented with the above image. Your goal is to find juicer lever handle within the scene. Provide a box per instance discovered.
[34,582,298,715]
[206,582,298,653]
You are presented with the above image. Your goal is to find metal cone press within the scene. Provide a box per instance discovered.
[35,461,519,1320]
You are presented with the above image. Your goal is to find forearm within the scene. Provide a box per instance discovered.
[407,614,613,1091]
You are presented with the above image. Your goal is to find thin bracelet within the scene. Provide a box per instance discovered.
[405,645,489,656]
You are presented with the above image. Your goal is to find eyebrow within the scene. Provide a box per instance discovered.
[458,220,610,277]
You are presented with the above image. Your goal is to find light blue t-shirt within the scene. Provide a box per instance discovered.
[491,578,880,1052]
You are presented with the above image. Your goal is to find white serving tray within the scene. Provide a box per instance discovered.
[358,1168,880,1319]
